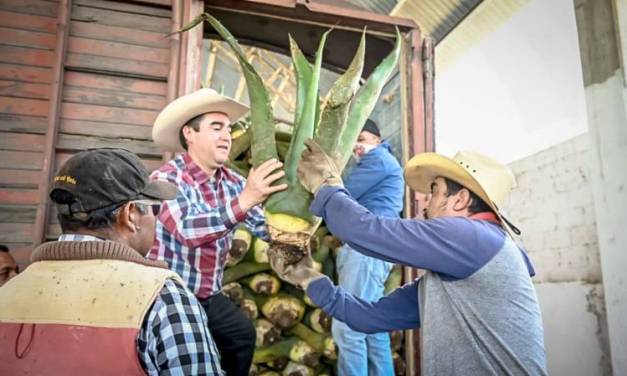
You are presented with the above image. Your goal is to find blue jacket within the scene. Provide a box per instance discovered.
[344,142,404,218]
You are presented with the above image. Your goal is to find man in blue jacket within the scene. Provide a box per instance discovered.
[332,119,404,376]
[269,141,547,375]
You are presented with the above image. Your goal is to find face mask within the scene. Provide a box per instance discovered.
[353,142,377,161]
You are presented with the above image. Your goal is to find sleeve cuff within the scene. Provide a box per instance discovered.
[225,198,248,228]
[306,276,334,306]
[309,185,348,217]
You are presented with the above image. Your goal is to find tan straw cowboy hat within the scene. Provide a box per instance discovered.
[152,88,249,152]
[404,150,521,237]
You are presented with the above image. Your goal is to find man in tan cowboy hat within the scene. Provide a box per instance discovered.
[150,88,287,376]
[269,140,548,375]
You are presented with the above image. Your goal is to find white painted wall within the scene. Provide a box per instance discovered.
[435,0,588,163]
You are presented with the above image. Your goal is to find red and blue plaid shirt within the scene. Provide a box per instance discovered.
[148,153,267,299]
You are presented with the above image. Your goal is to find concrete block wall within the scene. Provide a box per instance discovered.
[507,133,601,283]
[507,133,611,375]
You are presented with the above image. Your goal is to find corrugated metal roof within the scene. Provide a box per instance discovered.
[390,0,482,43]
[344,0,399,15]
[390,0,531,71]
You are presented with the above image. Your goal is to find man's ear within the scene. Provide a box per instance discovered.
[182,125,194,147]
[452,188,472,212]
[115,202,138,233]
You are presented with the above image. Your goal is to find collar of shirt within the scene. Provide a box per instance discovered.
[469,211,501,225]
[182,153,224,185]
[58,234,105,242]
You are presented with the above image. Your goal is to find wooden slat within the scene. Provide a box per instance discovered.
[64,71,167,95]
[133,0,171,6]
[63,86,165,110]
[0,81,50,100]
[0,10,57,34]
[57,133,161,157]
[0,169,41,188]
[0,63,53,84]
[0,96,49,117]
[73,0,171,18]
[54,152,163,172]
[0,188,39,206]
[60,119,152,139]
[70,21,169,49]
[0,205,37,223]
[0,114,48,134]
[71,5,170,33]
[0,27,56,50]
[0,222,34,243]
[68,36,170,63]
[61,102,158,126]
[65,52,168,79]
[0,0,58,18]
[0,150,43,170]
[0,46,55,67]
[0,132,45,152]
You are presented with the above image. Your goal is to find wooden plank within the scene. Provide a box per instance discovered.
[0,132,45,152]
[0,114,48,134]
[0,46,55,67]
[0,63,52,84]
[61,102,158,126]
[64,71,167,95]
[60,119,152,140]
[0,96,49,117]
[54,151,163,171]
[0,81,50,100]
[0,150,43,170]
[0,188,39,206]
[63,86,166,110]
[0,27,56,50]
[71,5,170,33]
[0,0,57,18]
[0,205,37,223]
[57,133,161,157]
[70,21,169,49]
[0,169,41,188]
[67,36,170,63]
[133,0,171,6]
[73,0,171,18]
[0,10,56,34]
[65,52,168,79]
[33,0,68,247]
[0,222,34,243]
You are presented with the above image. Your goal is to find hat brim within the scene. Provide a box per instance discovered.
[153,89,249,152]
[140,180,177,201]
[404,153,518,238]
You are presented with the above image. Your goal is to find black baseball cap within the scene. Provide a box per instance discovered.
[50,148,176,218]
[362,119,381,138]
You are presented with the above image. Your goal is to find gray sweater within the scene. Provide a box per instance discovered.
[419,236,547,375]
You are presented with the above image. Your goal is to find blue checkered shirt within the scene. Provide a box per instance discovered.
[58,234,224,375]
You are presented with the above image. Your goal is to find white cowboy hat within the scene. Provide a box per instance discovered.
[152,88,249,152]
[404,150,521,237]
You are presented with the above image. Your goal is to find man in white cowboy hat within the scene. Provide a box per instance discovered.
[269,140,548,375]
[150,88,287,376]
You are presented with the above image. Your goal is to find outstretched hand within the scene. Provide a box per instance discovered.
[296,139,343,195]
[239,158,288,211]
[268,246,324,290]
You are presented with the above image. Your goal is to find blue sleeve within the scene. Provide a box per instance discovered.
[344,156,386,200]
[307,276,420,333]
[310,186,504,279]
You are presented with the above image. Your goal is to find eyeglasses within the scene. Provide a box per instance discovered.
[131,200,162,216]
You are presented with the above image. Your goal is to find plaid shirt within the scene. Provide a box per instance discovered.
[148,153,267,298]
[58,234,223,375]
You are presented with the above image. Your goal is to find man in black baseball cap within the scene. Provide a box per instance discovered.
[0,148,225,375]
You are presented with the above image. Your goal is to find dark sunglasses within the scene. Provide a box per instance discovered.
[132,201,162,216]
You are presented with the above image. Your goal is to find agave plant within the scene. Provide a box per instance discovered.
[177,13,401,265]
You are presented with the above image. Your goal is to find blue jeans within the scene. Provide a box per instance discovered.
[332,244,395,376]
